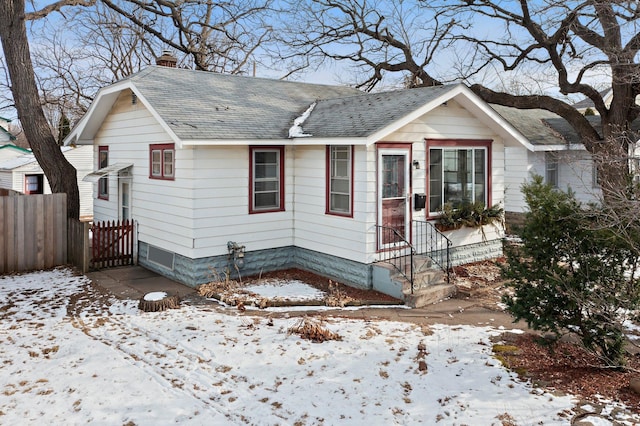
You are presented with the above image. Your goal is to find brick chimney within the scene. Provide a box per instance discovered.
[156,50,177,68]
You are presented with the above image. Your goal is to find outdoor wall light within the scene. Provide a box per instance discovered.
[413,160,420,169]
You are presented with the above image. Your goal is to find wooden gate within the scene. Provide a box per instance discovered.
[90,219,136,269]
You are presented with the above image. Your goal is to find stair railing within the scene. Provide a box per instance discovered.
[413,220,452,283]
[376,225,415,293]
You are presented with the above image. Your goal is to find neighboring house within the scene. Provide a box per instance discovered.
[0,145,94,219]
[495,105,640,216]
[572,89,613,115]
[0,117,16,144]
[572,88,640,116]
[494,106,602,214]
[65,66,531,298]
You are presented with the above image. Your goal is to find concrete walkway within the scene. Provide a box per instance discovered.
[86,266,196,300]
[86,265,528,330]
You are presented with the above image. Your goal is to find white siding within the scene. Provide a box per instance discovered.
[382,100,507,253]
[0,170,11,189]
[87,94,513,263]
[10,163,44,193]
[190,145,294,258]
[292,145,370,263]
[505,149,602,213]
[0,146,93,217]
[65,145,94,218]
[558,151,601,204]
[504,146,531,213]
[92,90,196,257]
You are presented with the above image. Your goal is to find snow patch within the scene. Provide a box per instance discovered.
[143,291,167,301]
[288,102,316,138]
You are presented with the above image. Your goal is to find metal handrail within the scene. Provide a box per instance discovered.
[413,220,452,283]
[376,225,416,293]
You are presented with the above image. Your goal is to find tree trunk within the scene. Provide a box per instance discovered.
[0,0,80,219]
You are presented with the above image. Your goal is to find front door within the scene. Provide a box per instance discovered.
[378,147,411,248]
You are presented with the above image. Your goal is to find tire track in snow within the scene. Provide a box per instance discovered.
[67,287,268,424]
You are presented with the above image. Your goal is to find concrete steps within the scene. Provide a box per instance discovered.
[372,256,456,308]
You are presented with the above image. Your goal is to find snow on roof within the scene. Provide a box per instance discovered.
[288,102,316,138]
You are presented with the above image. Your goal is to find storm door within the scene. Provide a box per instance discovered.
[378,147,411,248]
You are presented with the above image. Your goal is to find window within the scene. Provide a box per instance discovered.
[98,146,108,200]
[24,174,43,194]
[149,143,175,180]
[250,146,284,213]
[427,140,491,215]
[326,145,353,216]
[545,152,559,188]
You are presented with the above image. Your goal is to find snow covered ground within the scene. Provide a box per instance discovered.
[0,268,637,425]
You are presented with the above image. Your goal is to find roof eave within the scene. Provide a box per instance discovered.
[64,80,183,148]
[180,137,368,146]
[532,143,586,152]
[362,84,535,149]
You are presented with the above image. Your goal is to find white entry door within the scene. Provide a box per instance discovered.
[378,147,411,248]
[119,178,131,221]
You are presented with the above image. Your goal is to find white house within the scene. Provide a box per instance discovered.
[0,117,15,144]
[492,105,603,214]
[66,66,532,301]
[0,145,94,219]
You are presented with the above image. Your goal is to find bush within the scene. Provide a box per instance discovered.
[502,175,640,367]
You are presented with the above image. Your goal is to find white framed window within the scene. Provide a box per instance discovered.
[545,152,559,188]
[250,146,284,213]
[327,145,353,216]
[427,141,491,215]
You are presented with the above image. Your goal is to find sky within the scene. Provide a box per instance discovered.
[0,267,638,425]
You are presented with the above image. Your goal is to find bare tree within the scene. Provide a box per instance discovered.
[0,0,275,218]
[444,1,640,201]
[0,0,81,217]
[277,0,453,91]
[281,1,640,200]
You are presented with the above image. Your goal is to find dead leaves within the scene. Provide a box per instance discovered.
[287,317,342,343]
[323,280,355,308]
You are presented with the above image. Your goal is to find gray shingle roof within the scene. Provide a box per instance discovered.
[303,84,458,138]
[493,103,640,147]
[126,67,632,147]
[490,105,567,146]
[127,67,363,140]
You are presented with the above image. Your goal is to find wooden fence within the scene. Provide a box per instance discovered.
[0,193,68,274]
[68,218,90,273]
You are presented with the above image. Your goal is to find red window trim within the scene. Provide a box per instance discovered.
[249,146,285,214]
[425,139,492,219]
[24,174,43,195]
[149,143,175,180]
[325,145,354,218]
[98,145,109,200]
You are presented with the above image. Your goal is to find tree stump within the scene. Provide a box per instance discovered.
[138,291,181,312]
